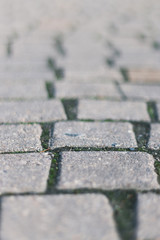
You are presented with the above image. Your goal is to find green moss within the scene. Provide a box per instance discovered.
[61,99,78,120]
[152,41,160,50]
[147,102,158,122]
[120,68,129,82]
[47,152,60,191]
[40,123,52,150]
[45,82,54,98]
[154,160,160,175]
[106,191,137,240]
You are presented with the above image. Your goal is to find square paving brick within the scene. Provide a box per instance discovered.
[0,79,47,100]
[0,100,66,123]
[57,151,159,190]
[120,84,160,101]
[148,123,160,150]
[78,99,150,121]
[54,82,121,99]
[128,69,160,83]
[0,153,51,194]
[0,124,42,153]
[137,193,160,240]
[50,121,137,149]
[1,194,120,240]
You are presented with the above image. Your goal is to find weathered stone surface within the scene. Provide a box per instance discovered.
[0,79,47,100]
[137,193,160,240]
[50,121,137,149]
[128,69,160,83]
[54,82,121,99]
[0,124,42,153]
[58,151,159,190]
[148,123,160,150]
[120,84,160,101]
[78,99,150,121]
[1,194,120,240]
[0,153,51,194]
[0,100,66,123]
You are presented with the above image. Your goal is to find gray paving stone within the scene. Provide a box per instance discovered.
[50,121,137,149]
[58,151,159,190]
[0,100,66,123]
[148,124,160,150]
[137,193,160,240]
[120,84,160,101]
[78,99,150,121]
[55,82,121,99]
[1,194,120,240]
[65,69,123,83]
[0,124,42,153]
[0,153,51,194]
[0,79,47,100]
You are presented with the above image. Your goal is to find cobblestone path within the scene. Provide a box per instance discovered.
[1,1,160,240]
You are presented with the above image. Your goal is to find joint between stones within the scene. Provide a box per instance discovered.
[40,123,53,150]
[45,81,55,98]
[147,101,159,122]
[132,122,150,149]
[61,98,78,120]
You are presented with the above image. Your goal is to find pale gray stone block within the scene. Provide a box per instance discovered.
[58,151,159,190]
[0,100,66,123]
[0,153,51,194]
[137,193,160,240]
[78,99,150,121]
[0,124,42,153]
[50,121,137,149]
[1,194,120,240]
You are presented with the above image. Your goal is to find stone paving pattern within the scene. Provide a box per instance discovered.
[1,0,160,239]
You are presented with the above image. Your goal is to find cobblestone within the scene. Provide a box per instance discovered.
[0,100,66,123]
[1,194,120,240]
[50,121,137,149]
[55,82,121,99]
[0,153,51,194]
[78,99,150,121]
[128,69,160,83]
[0,124,42,153]
[0,79,47,100]
[57,151,158,190]
[120,84,160,101]
[137,193,160,240]
[148,124,160,150]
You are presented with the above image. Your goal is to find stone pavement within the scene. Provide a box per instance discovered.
[1,1,160,240]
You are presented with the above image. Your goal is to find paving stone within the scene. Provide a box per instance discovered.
[137,193,160,240]
[57,151,159,190]
[0,79,47,100]
[0,153,51,194]
[54,82,121,99]
[120,84,160,101]
[0,100,66,123]
[65,69,123,83]
[148,123,160,150]
[128,69,160,83]
[50,121,137,149]
[78,99,150,121]
[0,124,42,153]
[1,194,120,240]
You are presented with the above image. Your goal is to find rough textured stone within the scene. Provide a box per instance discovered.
[58,151,159,190]
[0,124,42,153]
[50,121,137,149]
[78,99,150,121]
[55,82,121,99]
[0,100,66,123]
[120,84,160,101]
[1,194,120,240]
[128,69,160,83]
[0,153,51,194]
[148,123,160,150]
[0,79,47,100]
[137,193,160,240]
